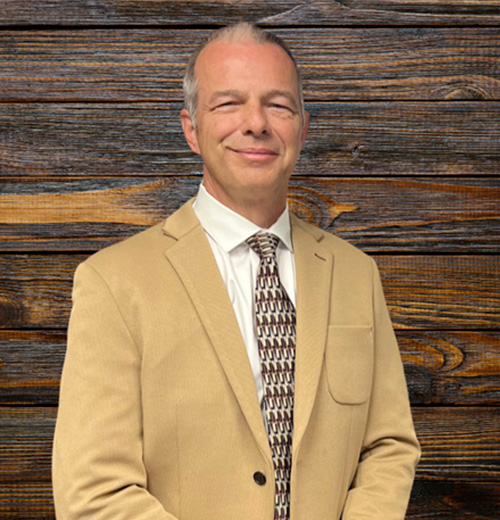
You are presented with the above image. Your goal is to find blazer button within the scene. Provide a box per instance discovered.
[253,471,267,486]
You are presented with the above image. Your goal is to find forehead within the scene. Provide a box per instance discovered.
[195,40,299,96]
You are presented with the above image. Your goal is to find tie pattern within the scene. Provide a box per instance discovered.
[246,232,296,520]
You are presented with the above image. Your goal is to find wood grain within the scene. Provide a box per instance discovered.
[2,102,499,177]
[0,254,83,330]
[408,481,500,520]
[399,331,500,406]
[1,176,498,253]
[0,483,55,519]
[0,254,498,330]
[1,330,498,406]
[1,2,498,519]
[1,0,500,26]
[1,29,499,102]
[376,255,500,329]
[0,408,55,485]
[413,407,500,482]
[0,331,65,405]
[0,407,498,519]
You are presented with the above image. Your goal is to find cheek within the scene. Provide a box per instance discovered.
[279,127,305,152]
[209,115,241,141]
[271,117,302,140]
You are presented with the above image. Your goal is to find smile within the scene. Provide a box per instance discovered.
[229,147,279,162]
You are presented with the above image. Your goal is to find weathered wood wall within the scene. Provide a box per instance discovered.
[1,2,499,518]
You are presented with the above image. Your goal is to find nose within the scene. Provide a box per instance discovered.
[242,102,269,137]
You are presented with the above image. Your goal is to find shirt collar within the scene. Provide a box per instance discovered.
[193,183,293,254]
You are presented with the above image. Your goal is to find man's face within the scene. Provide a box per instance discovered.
[181,39,308,212]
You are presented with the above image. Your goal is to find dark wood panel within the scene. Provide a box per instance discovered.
[2,102,499,177]
[0,254,498,330]
[1,0,500,26]
[408,481,500,520]
[1,103,194,177]
[1,330,498,406]
[0,254,84,330]
[400,331,500,406]
[0,408,56,485]
[376,255,500,329]
[2,29,499,102]
[0,483,55,519]
[0,331,65,405]
[1,176,499,253]
[412,407,500,482]
[309,102,500,176]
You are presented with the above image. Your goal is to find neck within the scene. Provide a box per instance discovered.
[203,180,287,228]
[235,199,286,228]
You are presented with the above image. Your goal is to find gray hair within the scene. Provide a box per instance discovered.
[183,22,305,127]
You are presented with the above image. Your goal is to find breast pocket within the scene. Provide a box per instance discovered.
[325,325,374,404]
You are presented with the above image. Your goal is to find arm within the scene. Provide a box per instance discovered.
[52,262,178,520]
[342,259,421,520]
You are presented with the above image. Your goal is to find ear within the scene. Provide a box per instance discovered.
[300,111,310,147]
[180,108,201,155]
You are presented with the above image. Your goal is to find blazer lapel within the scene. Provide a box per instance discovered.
[291,215,333,455]
[162,201,271,460]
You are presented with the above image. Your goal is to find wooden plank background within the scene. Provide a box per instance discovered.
[0,2,499,519]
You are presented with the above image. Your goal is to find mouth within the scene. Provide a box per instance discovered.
[228,147,279,163]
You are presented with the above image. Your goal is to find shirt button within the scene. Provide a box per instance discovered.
[253,471,267,486]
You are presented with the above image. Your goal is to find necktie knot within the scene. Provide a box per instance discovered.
[246,232,280,261]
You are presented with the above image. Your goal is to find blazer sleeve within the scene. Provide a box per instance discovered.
[341,259,421,520]
[52,262,178,520]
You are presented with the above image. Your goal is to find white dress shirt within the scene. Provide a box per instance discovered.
[192,183,296,412]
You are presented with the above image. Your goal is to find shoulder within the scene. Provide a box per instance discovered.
[84,221,169,274]
[79,198,198,283]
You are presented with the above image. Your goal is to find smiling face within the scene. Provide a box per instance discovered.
[181,39,308,222]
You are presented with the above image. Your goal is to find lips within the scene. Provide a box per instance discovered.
[229,147,279,162]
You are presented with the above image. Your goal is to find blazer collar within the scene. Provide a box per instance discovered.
[162,200,272,461]
[290,214,333,455]
[161,197,199,240]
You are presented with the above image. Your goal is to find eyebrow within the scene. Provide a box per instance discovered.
[208,90,242,105]
[208,89,299,110]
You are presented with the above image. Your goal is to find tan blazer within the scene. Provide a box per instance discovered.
[53,199,420,520]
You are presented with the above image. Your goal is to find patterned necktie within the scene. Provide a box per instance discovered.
[246,232,296,520]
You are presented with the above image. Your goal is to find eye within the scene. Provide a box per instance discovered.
[269,103,293,113]
[215,100,239,109]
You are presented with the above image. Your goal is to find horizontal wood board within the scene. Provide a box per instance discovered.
[407,480,500,519]
[1,176,499,252]
[1,29,499,102]
[1,0,500,26]
[1,330,498,406]
[0,254,499,330]
[2,102,500,177]
[0,407,499,519]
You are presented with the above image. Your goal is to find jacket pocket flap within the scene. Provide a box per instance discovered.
[325,325,374,404]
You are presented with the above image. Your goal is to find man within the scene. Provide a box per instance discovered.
[53,23,420,520]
